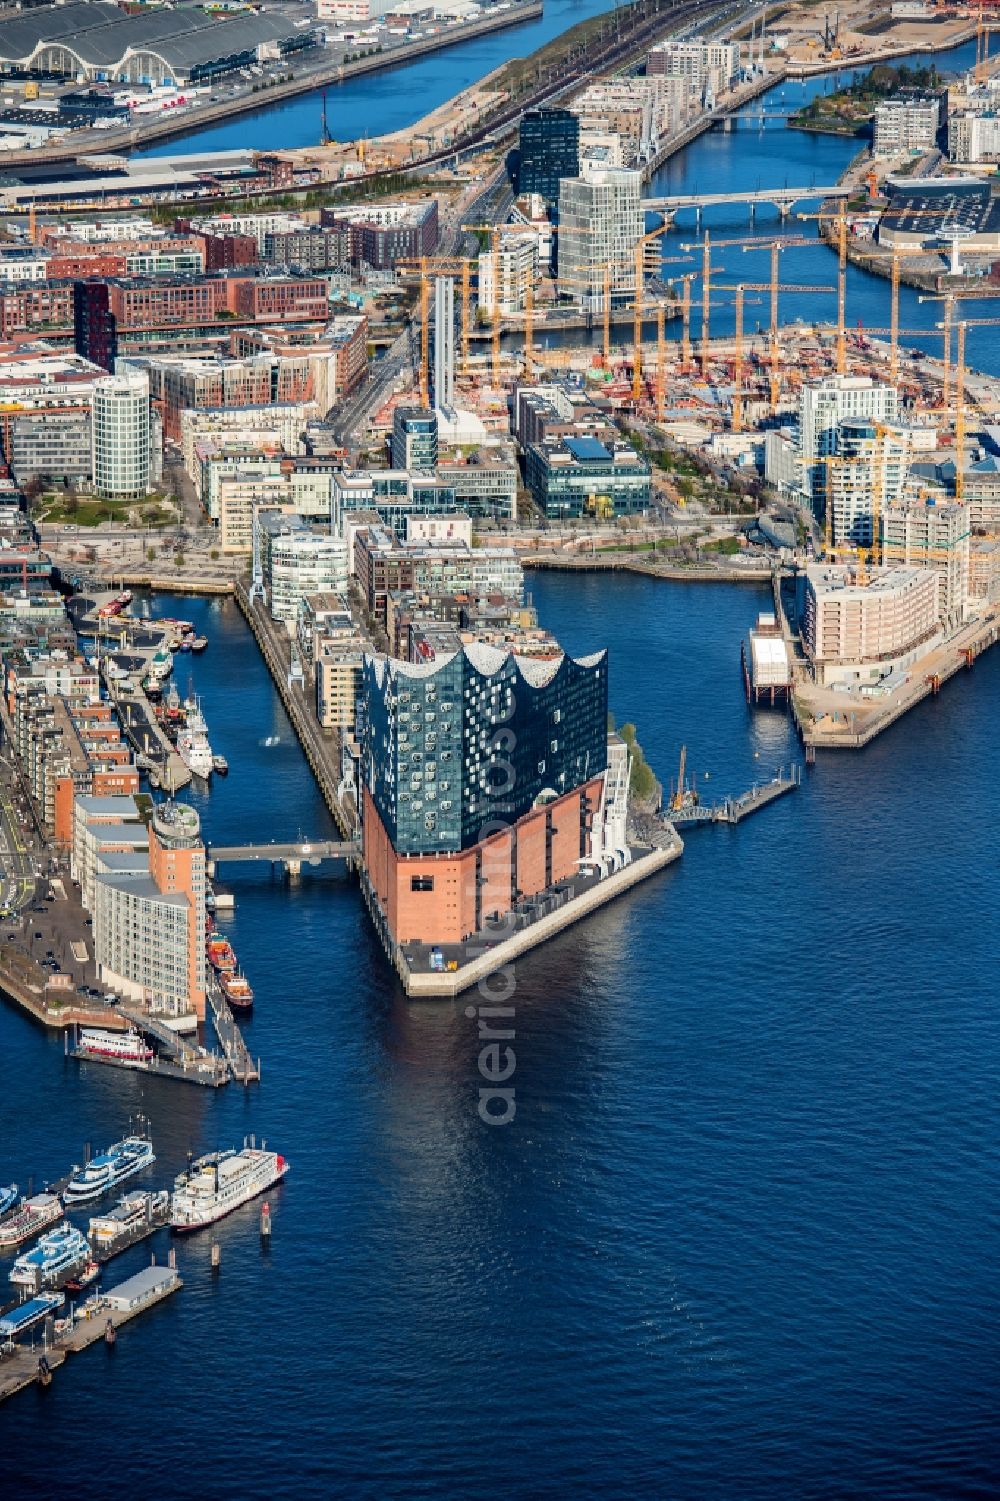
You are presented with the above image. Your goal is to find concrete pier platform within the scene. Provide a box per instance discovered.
[0,1270,181,1407]
[370,836,684,999]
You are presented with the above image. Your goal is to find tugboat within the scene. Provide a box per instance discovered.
[64,1259,100,1295]
[220,971,254,1011]
[63,1134,155,1205]
[212,754,229,776]
[191,635,208,652]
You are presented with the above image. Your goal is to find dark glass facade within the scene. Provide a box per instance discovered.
[518,109,581,213]
[363,645,608,856]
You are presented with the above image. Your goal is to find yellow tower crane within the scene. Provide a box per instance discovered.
[397,255,475,406]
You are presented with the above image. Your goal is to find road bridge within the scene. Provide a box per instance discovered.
[207,839,360,870]
[645,184,850,220]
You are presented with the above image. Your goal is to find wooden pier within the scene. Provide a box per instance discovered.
[206,983,259,1085]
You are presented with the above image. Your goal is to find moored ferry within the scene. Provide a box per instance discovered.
[171,1145,287,1232]
[10,1224,90,1290]
[220,971,253,1011]
[89,1188,170,1251]
[77,1027,154,1067]
[64,1135,155,1205]
[0,1192,63,1249]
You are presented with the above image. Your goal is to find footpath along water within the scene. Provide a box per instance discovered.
[1,578,998,1497]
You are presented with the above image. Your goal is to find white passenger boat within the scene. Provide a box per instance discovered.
[178,703,213,778]
[77,1027,153,1067]
[89,1189,170,1249]
[170,1145,287,1232]
[0,1192,63,1249]
[10,1225,90,1289]
[63,1136,155,1205]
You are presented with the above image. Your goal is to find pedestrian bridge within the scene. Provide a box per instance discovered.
[207,840,360,867]
[644,184,850,217]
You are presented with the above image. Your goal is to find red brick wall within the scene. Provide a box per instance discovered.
[363,777,605,948]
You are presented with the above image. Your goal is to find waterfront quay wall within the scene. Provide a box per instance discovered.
[233,580,353,839]
[794,614,1000,751]
[384,840,684,999]
[524,555,773,583]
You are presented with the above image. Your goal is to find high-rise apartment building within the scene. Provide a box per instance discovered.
[433,275,455,413]
[557,169,644,311]
[518,109,581,212]
[647,40,740,100]
[828,419,910,547]
[92,368,150,500]
[798,376,899,501]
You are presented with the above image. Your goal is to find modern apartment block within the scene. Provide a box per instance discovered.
[478,231,539,316]
[872,97,944,156]
[556,169,644,311]
[798,375,899,500]
[827,419,910,547]
[801,564,941,684]
[92,368,151,499]
[880,497,970,625]
[360,642,610,946]
[93,800,207,1021]
[647,40,739,99]
[258,512,350,623]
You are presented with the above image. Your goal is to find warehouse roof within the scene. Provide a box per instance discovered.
[0,2,315,73]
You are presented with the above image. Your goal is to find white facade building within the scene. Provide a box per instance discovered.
[798,376,899,500]
[263,521,350,622]
[802,564,941,684]
[881,498,970,625]
[92,369,151,500]
[872,97,943,156]
[478,231,539,316]
[828,419,911,548]
[557,169,643,311]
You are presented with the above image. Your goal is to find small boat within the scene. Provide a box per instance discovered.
[191,636,208,652]
[177,637,192,652]
[64,1136,155,1205]
[165,683,181,713]
[0,1184,19,1219]
[206,937,236,974]
[212,754,228,776]
[0,1193,63,1249]
[10,1225,90,1289]
[143,677,162,700]
[77,1027,153,1068]
[220,971,253,1011]
[171,1146,288,1232]
[64,1260,100,1294]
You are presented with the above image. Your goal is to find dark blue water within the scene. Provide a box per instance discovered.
[3,579,999,1499]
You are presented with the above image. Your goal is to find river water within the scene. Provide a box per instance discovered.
[3,33,1000,1501]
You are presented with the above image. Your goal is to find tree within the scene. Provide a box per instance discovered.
[174,551,185,568]
[146,547,156,563]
